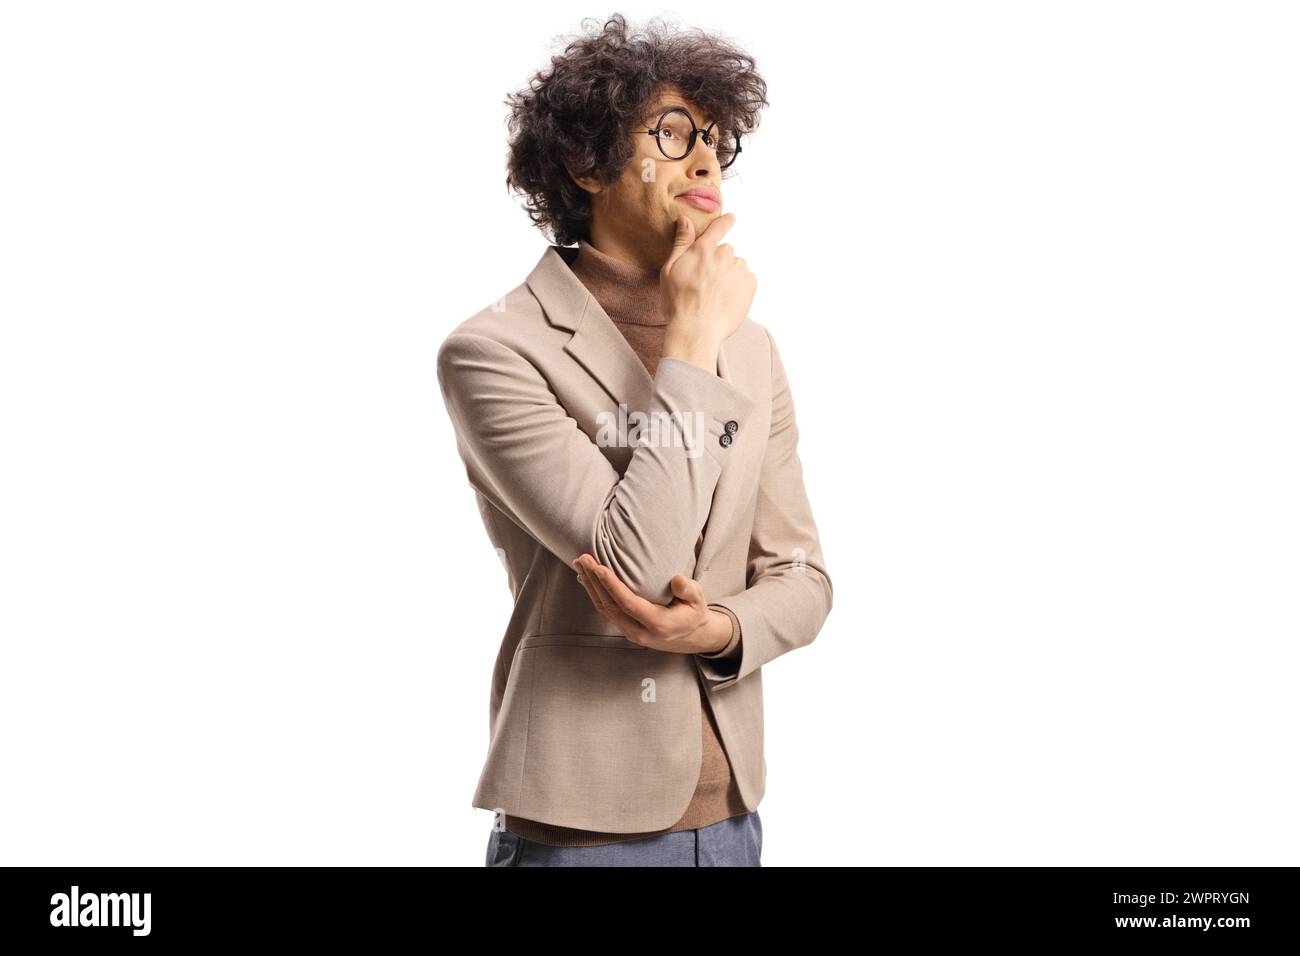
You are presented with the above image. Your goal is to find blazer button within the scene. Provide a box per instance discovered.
[719,432,733,448]
[724,420,738,434]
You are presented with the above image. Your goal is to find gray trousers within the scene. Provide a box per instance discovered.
[485,810,762,867]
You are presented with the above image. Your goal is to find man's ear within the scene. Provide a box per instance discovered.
[564,162,603,195]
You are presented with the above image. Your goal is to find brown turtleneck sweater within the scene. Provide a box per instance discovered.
[502,238,748,847]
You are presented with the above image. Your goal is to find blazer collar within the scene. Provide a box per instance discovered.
[524,244,737,406]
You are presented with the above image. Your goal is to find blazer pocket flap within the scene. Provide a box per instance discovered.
[517,632,647,652]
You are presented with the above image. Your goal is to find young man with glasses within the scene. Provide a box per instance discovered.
[436,14,833,866]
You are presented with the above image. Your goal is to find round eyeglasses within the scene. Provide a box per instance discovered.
[639,107,742,169]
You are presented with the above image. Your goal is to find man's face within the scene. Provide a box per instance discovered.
[574,85,726,268]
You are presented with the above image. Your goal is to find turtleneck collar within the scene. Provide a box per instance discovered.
[565,239,667,327]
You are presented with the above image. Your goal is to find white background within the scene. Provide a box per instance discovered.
[2,2,1296,866]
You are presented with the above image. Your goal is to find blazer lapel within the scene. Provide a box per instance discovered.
[525,244,740,405]
[524,245,647,411]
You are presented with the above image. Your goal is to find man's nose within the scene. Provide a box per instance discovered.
[687,145,721,178]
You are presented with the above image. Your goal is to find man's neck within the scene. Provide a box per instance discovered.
[586,224,666,273]
[568,239,667,327]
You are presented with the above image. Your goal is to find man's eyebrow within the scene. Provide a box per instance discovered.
[649,103,715,126]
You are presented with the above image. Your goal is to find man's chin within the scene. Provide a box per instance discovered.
[672,205,719,229]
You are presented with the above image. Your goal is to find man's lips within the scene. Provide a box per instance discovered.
[681,193,722,212]
[676,189,721,212]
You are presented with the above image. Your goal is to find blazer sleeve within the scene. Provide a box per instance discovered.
[696,326,834,689]
[436,330,757,606]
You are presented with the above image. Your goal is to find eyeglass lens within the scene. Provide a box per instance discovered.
[654,109,739,167]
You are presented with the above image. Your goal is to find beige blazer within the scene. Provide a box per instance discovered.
[436,243,833,833]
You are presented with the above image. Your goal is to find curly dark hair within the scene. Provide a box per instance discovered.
[503,13,769,247]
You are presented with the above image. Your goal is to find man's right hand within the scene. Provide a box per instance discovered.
[659,213,756,370]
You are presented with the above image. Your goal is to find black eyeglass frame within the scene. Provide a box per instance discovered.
[638,107,742,169]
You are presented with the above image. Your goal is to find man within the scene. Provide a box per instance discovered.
[436,14,832,866]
